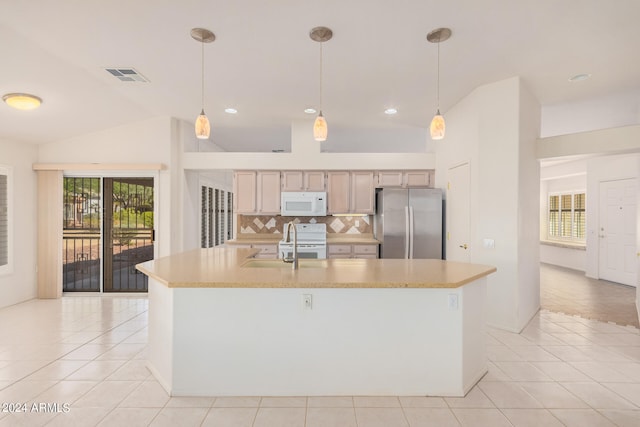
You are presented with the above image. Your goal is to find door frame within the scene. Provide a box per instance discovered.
[447,161,471,263]
[63,170,159,293]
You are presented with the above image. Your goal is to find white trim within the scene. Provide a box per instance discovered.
[33,163,164,171]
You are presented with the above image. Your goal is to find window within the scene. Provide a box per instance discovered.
[0,166,11,274]
[548,192,586,241]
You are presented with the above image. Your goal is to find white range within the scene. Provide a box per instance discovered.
[278,223,327,260]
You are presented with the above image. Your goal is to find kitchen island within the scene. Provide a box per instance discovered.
[136,248,496,397]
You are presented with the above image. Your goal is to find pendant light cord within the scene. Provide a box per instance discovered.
[436,35,440,112]
[319,42,323,112]
[201,38,205,111]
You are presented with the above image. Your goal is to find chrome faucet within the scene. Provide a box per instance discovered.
[282,221,299,270]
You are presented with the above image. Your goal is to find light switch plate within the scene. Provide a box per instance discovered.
[482,238,495,249]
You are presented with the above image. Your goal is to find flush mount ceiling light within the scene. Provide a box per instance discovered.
[568,73,591,82]
[304,108,317,114]
[191,27,215,140]
[224,107,238,114]
[384,108,398,115]
[2,93,42,110]
[427,27,451,140]
[310,26,333,142]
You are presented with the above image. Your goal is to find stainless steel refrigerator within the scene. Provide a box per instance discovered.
[374,188,443,259]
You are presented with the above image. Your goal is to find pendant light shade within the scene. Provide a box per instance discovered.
[195,109,210,140]
[430,110,445,140]
[310,27,333,142]
[191,28,215,140]
[427,28,451,141]
[313,112,328,141]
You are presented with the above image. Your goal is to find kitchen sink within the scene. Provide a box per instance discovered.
[241,259,329,269]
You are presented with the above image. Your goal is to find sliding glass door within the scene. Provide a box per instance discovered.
[62,177,154,292]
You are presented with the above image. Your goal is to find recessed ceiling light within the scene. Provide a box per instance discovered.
[2,93,42,110]
[568,73,591,82]
[304,108,317,114]
[384,108,398,115]
[224,107,238,114]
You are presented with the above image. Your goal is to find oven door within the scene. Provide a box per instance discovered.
[278,243,327,260]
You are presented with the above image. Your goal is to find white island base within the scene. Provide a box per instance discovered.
[146,275,488,397]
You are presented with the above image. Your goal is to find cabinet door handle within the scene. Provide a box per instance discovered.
[459,244,468,250]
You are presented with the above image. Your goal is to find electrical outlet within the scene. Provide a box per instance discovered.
[448,294,459,310]
[355,220,360,227]
[302,294,312,310]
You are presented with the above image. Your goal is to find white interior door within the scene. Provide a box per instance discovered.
[447,163,471,262]
[599,178,637,287]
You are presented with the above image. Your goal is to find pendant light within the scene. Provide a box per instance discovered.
[191,28,215,140]
[427,28,451,140]
[310,27,333,142]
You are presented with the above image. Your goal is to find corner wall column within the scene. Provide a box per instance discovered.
[37,170,63,298]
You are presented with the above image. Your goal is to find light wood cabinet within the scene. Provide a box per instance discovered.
[376,170,433,188]
[233,171,280,214]
[304,171,326,191]
[328,244,378,259]
[327,171,350,214]
[327,171,374,214]
[405,171,431,187]
[233,171,257,213]
[281,171,304,191]
[282,171,325,191]
[376,171,404,187]
[233,243,278,259]
[256,171,281,214]
[351,171,375,214]
[251,244,278,259]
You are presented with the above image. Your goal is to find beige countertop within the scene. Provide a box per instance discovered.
[136,247,495,289]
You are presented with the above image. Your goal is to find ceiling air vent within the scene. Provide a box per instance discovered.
[105,68,149,82]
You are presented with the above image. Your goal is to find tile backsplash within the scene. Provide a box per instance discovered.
[238,215,372,235]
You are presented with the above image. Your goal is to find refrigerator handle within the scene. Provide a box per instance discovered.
[409,206,415,259]
[404,206,410,259]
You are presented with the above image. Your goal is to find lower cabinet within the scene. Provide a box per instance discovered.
[252,244,278,259]
[328,244,378,259]
[233,243,278,259]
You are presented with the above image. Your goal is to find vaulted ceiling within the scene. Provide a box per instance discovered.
[1,0,639,152]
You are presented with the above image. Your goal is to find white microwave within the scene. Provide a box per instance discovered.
[281,192,327,216]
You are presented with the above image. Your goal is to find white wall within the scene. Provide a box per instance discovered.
[541,90,640,138]
[585,153,640,280]
[435,76,541,332]
[183,120,436,170]
[517,81,542,330]
[540,244,586,271]
[0,139,38,308]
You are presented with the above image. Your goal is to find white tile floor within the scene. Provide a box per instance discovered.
[0,297,640,426]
